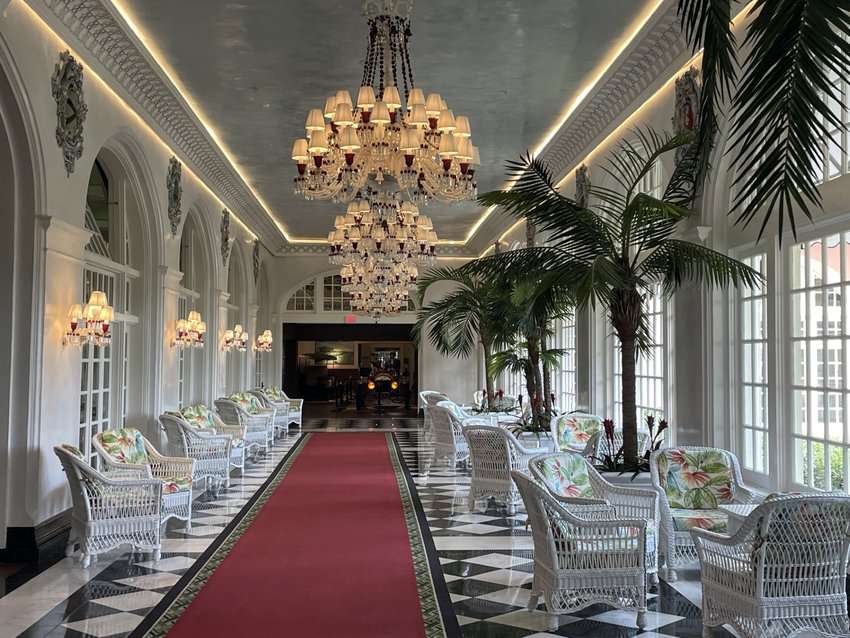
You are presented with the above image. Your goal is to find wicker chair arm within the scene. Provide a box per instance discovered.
[101,457,153,479]
[84,478,162,520]
[288,398,304,409]
[184,432,231,458]
[552,494,610,507]
[103,467,149,480]
[733,484,765,504]
[461,417,491,427]
[597,482,659,521]
[146,448,195,479]
[215,423,246,438]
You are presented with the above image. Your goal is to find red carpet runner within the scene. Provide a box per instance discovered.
[133,433,455,638]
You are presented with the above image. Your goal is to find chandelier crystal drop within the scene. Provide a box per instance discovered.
[329,189,437,319]
[291,0,479,205]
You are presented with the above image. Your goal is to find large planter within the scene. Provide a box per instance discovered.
[599,470,653,487]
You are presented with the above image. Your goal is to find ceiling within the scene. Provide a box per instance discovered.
[118,0,651,242]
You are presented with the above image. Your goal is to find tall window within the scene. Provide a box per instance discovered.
[177,296,188,407]
[255,350,264,388]
[323,274,351,311]
[738,254,769,474]
[610,288,667,424]
[79,267,115,467]
[552,316,577,413]
[789,234,850,491]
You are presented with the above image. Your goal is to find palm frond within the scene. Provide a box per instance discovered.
[638,239,763,295]
[729,0,850,240]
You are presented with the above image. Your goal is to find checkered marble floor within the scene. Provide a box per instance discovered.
[4,422,733,637]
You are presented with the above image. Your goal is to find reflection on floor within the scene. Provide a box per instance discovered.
[2,420,732,638]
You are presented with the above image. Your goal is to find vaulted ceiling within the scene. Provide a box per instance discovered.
[118,0,651,242]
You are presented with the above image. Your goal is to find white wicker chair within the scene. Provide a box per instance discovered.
[429,401,477,466]
[692,493,850,638]
[550,412,603,456]
[650,446,760,581]
[256,387,303,432]
[215,398,271,457]
[249,389,288,438]
[529,451,659,583]
[228,392,276,448]
[512,470,650,630]
[55,444,162,569]
[160,412,232,491]
[464,424,539,513]
[419,390,449,430]
[179,403,250,472]
[92,428,194,530]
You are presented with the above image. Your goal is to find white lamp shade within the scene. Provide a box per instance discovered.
[88,291,108,308]
[333,103,354,127]
[408,88,425,106]
[67,304,83,320]
[356,85,376,109]
[425,93,443,116]
[399,127,419,151]
[438,133,457,157]
[454,115,471,137]
[472,145,481,166]
[292,138,309,161]
[306,108,325,131]
[338,126,360,150]
[407,104,428,128]
[335,90,353,108]
[383,86,401,110]
[371,101,391,125]
[334,215,346,229]
[323,95,338,119]
[437,109,456,132]
[455,136,473,161]
[308,130,329,154]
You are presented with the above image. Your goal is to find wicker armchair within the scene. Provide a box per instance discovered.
[464,424,539,513]
[650,446,760,581]
[55,444,162,568]
[419,390,449,430]
[229,392,276,448]
[180,403,249,471]
[160,412,232,491]
[249,389,287,438]
[692,493,850,638]
[92,428,194,530]
[550,412,603,456]
[429,401,477,466]
[263,386,303,431]
[512,470,650,630]
[215,398,270,457]
[529,451,659,582]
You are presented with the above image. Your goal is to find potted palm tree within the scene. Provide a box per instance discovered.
[466,128,761,463]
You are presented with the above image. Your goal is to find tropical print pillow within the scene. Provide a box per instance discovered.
[97,429,148,465]
[537,454,594,498]
[671,508,728,533]
[180,405,215,431]
[229,393,262,415]
[656,448,734,510]
[554,413,602,450]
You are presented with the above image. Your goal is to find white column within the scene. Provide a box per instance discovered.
[15,217,90,528]
[245,303,259,389]
[215,289,230,398]
[271,312,282,389]
[160,267,184,412]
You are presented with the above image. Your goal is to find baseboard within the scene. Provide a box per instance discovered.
[0,509,71,563]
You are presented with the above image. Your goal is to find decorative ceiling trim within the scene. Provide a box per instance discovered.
[31,0,287,252]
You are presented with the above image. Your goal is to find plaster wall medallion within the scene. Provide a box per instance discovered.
[575,164,591,208]
[167,156,183,235]
[51,50,87,175]
[252,239,260,284]
[221,209,232,266]
[673,66,701,163]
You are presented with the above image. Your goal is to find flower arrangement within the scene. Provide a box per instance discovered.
[592,414,669,478]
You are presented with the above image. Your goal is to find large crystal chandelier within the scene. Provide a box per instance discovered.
[291,0,479,206]
[329,189,437,319]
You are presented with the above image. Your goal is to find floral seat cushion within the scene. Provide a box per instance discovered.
[537,454,594,499]
[180,405,216,431]
[161,475,193,494]
[554,413,602,450]
[671,508,728,533]
[657,448,734,510]
[229,392,262,415]
[97,429,148,465]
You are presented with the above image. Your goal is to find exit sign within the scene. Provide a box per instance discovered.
[344,314,357,324]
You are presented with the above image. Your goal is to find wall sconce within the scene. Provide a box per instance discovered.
[173,310,206,348]
[253,329,273,353]
[222,324,249,352]
[64,290,114,347]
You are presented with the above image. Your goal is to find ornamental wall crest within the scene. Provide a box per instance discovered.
[220,209,232,266]
[166,156,183,235]
[575,164,591,208]
[673,66,700,161]
[252,240,261,284]
[51,50,87,176]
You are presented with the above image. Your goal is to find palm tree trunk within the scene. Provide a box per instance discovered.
[526,335,544,426]
[541,330,553,417]
[620,332,639,463]
[481,340,495,405]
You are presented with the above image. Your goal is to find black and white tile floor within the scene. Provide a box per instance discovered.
[2,420,729,637]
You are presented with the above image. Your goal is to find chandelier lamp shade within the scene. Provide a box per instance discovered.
[172,310,206,349]
[64,290,114,347]
[222,324,250,353]
[253,329,273,353]
[291,0,479,205]
[329,190,436,319]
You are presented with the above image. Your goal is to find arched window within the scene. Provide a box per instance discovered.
[177,213,207,406]
[286,281,315,311]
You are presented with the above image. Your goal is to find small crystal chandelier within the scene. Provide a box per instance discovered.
[291,0,479,206]
[329,189,436,319]
[254,329,273,353]
[222,324,249,352]
[64,291,114,347]
[173,310,206,349]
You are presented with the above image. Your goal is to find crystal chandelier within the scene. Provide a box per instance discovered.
[329,189,437,319]
[64,291,114,347]
[291,0,479,206]
[222,324,250,352]
[173,310,206,349]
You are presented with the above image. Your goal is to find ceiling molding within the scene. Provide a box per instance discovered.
[29,0,288,253]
